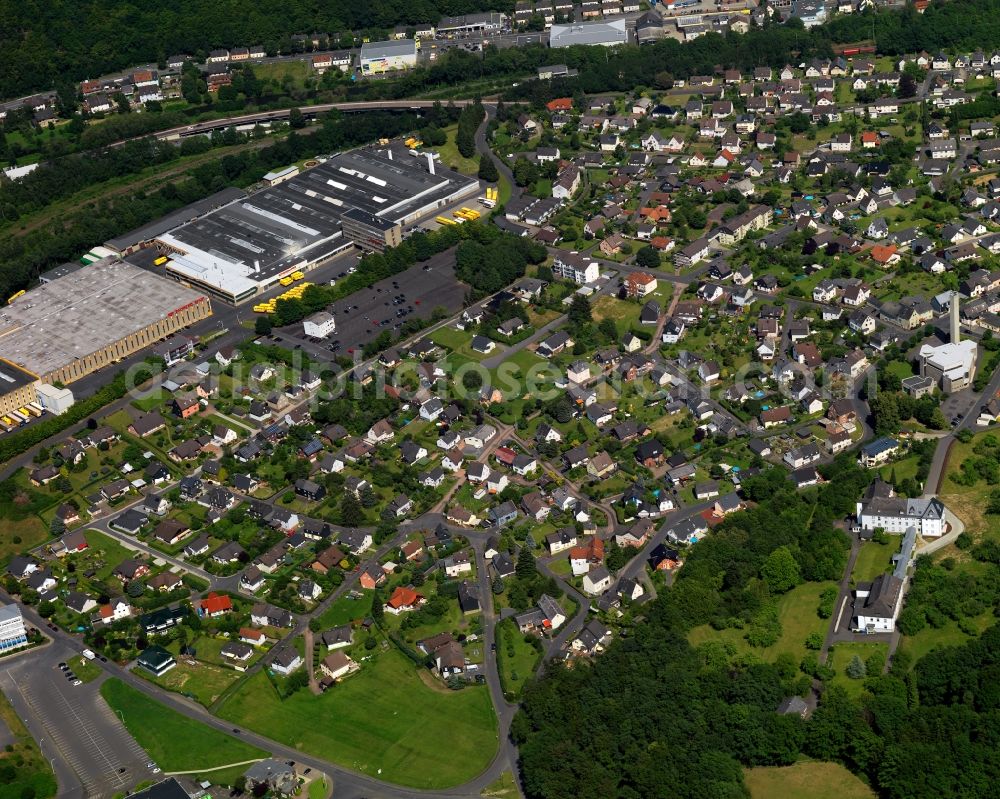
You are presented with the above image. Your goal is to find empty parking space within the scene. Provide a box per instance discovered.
[4,658,150,798]
[274,252,466,359]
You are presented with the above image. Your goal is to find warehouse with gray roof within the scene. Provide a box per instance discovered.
[154,148,478,304]
[549,19,629,48]
[0,258,211,413]
[359,39,418,74]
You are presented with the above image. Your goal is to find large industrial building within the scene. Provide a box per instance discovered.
[0,259,212,414]
[549,19,629,48]
[359,39,418,74]
[154,148,478,304]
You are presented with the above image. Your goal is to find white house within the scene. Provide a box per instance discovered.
[856,481,946,537]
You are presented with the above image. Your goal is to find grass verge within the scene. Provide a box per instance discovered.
[100,678,266,771]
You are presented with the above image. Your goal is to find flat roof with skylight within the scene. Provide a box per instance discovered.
[155,148,478,303]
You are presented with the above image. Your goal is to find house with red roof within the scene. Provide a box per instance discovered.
[384,586,425,615]
[200,592,233,618]
[870,243,900,266]
[239,627,266,646]
[546,97,573,112]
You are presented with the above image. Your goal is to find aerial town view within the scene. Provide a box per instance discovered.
[5,1,1000,798]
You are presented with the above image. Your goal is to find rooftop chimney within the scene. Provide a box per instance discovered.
[951,294,961,344]
[425,152,435,176]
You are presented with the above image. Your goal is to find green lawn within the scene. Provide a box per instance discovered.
[312,595,369,632]
[938,432,1000,549]
[591,295,642,332]
[255,60,311,90]
[827,642,888,698]
[688,581,836,669]
[491,349,553,399]
[897,611,995,666]
[67,655,102,683]
[84,529,135,580]
[131,391,166,412]
[851,541,896,584]
[496,619,542,699]
[307,776,329,799]
[435,124,479,175]
[100,679,267,771]
[481,771,519,798]
[0,514,49,567]
[216,648,498,788]
[137,654,241,707]
[432,326,495,362]
[880,454,920,484]
[744,761,874,799]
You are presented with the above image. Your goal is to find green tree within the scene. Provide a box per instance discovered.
[761,546,801,594]
[635,246,660,269]
[254,315,272,335]
[568,294,592,328]
[516,547,536,580]
[288,107,306,129]
[371,589,384,624]
[478,153,499,182]
[846,654,867,679]
[340,493,364,527]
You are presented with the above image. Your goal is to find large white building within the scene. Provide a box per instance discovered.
[856,480,946,537]
[552,252,600,285]
[359,39,418,74]
[919,339,978,391]
[852,526,916,633]
[550,19,629,48]
[853,573,904,633]
[920,298,978,391]
[0,604,28,653]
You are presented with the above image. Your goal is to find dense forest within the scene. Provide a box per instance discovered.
[514,459,1000,799]
[7,0,1000,101]
[0,0,510,99]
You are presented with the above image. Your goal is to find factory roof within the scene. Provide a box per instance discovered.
[157,149,474,298]
[550,19,628,48]
[105,187,247,252]
[360,39,417,60]
[0,258,207,378]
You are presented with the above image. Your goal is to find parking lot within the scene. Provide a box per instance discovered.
[0,646,152,798]
[274,249,467,360]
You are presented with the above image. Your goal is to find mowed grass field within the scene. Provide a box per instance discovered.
[216,649,498,788]
[745,761,874,799]
[851,540,896,584]
[827,642,889,698]
[100,679,266,771]
[688,581,836,667]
